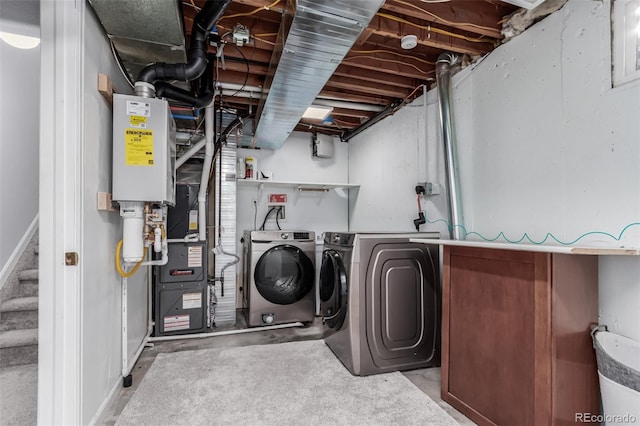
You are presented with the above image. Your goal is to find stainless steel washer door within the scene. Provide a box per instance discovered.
[253,244,314,305]
[320,249,348,330]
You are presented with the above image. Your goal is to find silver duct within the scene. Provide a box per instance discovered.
[435,53,465,240]
[252,0,384,149]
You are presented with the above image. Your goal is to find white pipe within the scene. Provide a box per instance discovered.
[215,82,386,113]
[198,102,215,241]
[176,135,206,168]
[147,322,304,342]
[153,227,162,253]
[121,276,128,377]
[166,234,199,244]
[141,239,168,266]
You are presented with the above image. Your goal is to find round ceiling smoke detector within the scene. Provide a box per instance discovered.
[401,35,418,50]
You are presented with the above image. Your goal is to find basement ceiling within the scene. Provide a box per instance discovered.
[96,0,521,139]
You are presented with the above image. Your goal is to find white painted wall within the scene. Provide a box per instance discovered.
[237,132,350,311]
[350,0,640,342]
[237,132,350,238]
[348,92,449,235]
[39,2,148,423]
[0,11,40,283]
[81,7,148,424]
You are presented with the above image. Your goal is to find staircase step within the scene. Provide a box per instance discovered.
[0,297,38,331]
[0,329,38,367]
[18,269,39,297]
[18,269,38,282]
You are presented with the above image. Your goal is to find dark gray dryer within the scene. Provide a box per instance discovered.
[321,232,440,376]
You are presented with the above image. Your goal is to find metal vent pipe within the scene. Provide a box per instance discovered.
[435,53,465,240]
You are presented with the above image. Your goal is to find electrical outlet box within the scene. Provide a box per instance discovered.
[417,182,441,196]
[267,204,286,221]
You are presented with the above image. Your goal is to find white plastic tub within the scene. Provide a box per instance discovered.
[593,331,640,426]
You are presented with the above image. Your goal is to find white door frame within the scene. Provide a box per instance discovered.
[39,0,84,424]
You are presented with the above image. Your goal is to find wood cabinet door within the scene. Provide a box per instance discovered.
[442,247,552,426]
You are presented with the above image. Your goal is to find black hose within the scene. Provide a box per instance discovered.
[137,0,232,84]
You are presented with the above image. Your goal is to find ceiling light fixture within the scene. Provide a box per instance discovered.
[302,105,333,121]
[400,34,418,50]
[0,31,40,49]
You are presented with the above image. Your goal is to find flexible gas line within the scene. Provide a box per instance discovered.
[115,240,147,278]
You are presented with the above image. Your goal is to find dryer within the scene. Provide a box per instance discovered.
[243,230,315,327]
[320,232,440,376]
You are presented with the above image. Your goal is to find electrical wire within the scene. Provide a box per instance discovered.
[115,240,147,278]
[351,49,435,66]
[420,210,640,246]
[391,0,501,35]
[342,56,431,76]
[376,12,496,45]
[253,36,276,47]
[182,0,200,12]
[219,0,280,20]
[226,44,250,98]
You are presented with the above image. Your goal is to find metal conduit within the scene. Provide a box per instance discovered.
[435,53,465,240]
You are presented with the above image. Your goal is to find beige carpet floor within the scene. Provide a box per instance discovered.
[115,339,458,426]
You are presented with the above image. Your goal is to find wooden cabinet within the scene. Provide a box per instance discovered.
[441,246,600,426]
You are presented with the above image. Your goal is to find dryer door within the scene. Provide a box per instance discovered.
[254,244,314,305]
[320,249,347,330]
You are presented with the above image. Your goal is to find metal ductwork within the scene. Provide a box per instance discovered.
[251,0,384,149]
[88,0,188,82]
[436,52,465,240]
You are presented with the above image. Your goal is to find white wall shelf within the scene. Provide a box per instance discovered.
[237,179,359,191]
[237,179,359,205]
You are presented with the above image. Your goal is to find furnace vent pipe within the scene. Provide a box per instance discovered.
[436,53,465,240]
[136,0,231,84]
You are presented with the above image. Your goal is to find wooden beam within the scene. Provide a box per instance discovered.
[341,50,436,81]
[324,74,412,99]
[334,64,423,89]
[318,89,393,106]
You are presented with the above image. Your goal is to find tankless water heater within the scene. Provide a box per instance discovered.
[112,93,176,205]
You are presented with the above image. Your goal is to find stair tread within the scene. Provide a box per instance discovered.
[0,297,38,312]
[0,328,38,348]
[18,269,38,281]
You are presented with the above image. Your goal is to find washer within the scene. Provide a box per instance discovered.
[320,232,440,376]
[243,230,315,327]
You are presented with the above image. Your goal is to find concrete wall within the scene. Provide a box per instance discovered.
[349,0,640,341]
[237,132,350,238]
[348,91,449,236]
[236,133,350,312]
[0,4,40,286]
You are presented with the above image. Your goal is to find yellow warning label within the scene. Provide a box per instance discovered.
[125,129,154,166]
[129,115,147,128]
